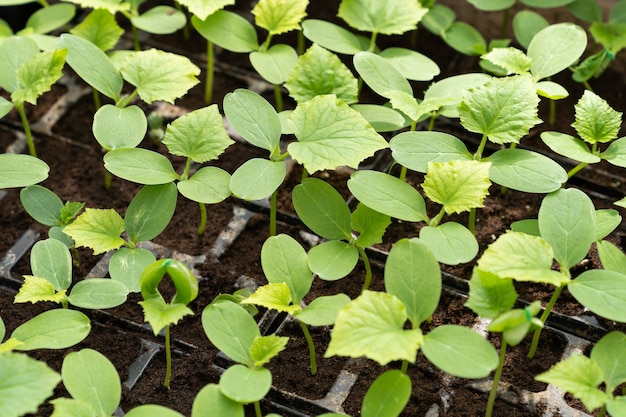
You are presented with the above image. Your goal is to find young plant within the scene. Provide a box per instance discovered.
[326,238,498,378]
[0,35,66,157]
[202,298,288,417]
[0,153,49,189]
[536,331,626,417]
[240,233,351,374]
[139,258,199,389]
[541,90,626,179]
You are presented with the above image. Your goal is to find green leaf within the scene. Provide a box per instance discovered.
[528,23,587,81]
[285,44,359,104]
[325,290,423,365]
[597,240,626,274]
[569,270,626,322]
[422,325,498,378]
[252,0,308,35]
[219,364,272,403]
[385,238,440,326]
[538,188,596,269]
[301,19,368,54]
[535,80,569,100]
[250,44,298,85]
[591,331,626,392]
[261,234,312,303]
[177,0,234,20]
[126,405,185,417]
[292,177,352,240]
[353,51,412,97]
[423,73,491,118]
[288,95,388,173]
[482,47,532,75]
[295,294,351,326]
[513,10,549,49]
[590,21,626,55]
[352,104,406,132]
[0,154,49,189]
[389,131,472,173]
[178,166,232,204]
[63,208,125,255]
[30,238,72,290]
[0,96,12,118]
[567,0,602,23]
[422,4,455,35]
[352,203,391,248]
[379,47,440,81]
[15,276,66,305]
[93,104,147,151]
[223,89,281,152]
[465,269,517,319]
[229,158,286,200]
[25,3,75,35]
[70,9,123,51]
[121,49,200,104]
[477,231,568,286]
[191,10,259,53]
[0,36,39,93]
[62,0,130,14]
[602,137,626,167]
[361,370,411,417]
[308,241,359,281]
[423,160,491,214]
[540,131,600,163]
[11,309,91,351]
[442,22,487,55]
[468,0,514,11]
[109,247,156,293]
[522,0,575,7]
[338,0,428,35]
[125,183,177,243]
[250,335,289,367]
[347,170,428,222]
[68,278,128,309]
[192,384,243,417]
[104,148,179,185]
[535,354,609,412]
[202,300,260,366]
[164,105,233,162]
[459,74,540,145]
[20,185,63,227]
[57,33,122,101]
[61,348,120,417]
[488,302,543,346]
[12,48,66,106]
[242,282,299,314]
[595,209,622,241]
[419,222,479,265]
[608,397,626,417]
[139,298,194,336]
[131,6,186,35]
[0,352,61,417]
[572,90,622,144]
[0,316,4,342]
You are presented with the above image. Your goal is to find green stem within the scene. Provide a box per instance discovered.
[92,89,101,110]
[38,0,49,6]
[430,206,446,228]
[548,99,556,126]
[486,339,507,417]
[368,32,378,52]
[400,359,409,374]
[298,320,317,375]
[197,202,207,235]
[205,41,214,104]
[399,165,408,181]
[297,30,305,55]
[131,25,141,51]
[269,189,277,237]
[117,89,140,108]
[528,284,565,359]
[273,84,283,112]
[357,246,373,291]
[16,104,36,157]
[474,134,488,160]
[104,170,112,190]
[428,113,436,131]
[254,401,263,417]
[174,2,190,40]
[468,207,477,236]
[567,162,589,179]
[164,325,172,389]
[583,80,593,91]
[598,405,606,417]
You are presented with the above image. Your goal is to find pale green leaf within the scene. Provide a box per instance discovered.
[535,80,569,100]
[178,0,234,20]
[353,51,412,97]
[513,10,549,49]
[423,160,491,214]
[352,104,406,132]
[389,131,472,173]
[125,183,177,243]
[192,384,243,417]
[459,74,540,145]
[261,234,312,303]
[285,44,358,104]
[0,154,49,188]
[469,0,514,11]
[62,0,130,14]
[482,47,531,75]
[178,166,232,204]
[63,208,125,255]
[301,19,368,54]
[419,222,479,265]
[219,365,271,403]
[250,44,298,85]
[466,269,517,319]
[569,270,626,322]
[139,297,194,336]
[0,96,12,118]
[49,397,94,417]
[294,294,351,326]
[572,90,622,144]
[442,22,487,55]
[121,49,200,104]
[127,404,185,417]
[31,238,72,290]
[131,6,186,35]
[591,331,626,392]
[250,335,289,367]
[325,290,423,365]
[590,21,626,55]
[379,47,440,81]
[109,247,156,292]
[540,131,600,163]
[608,397,626,417]
[252,0,308,35]
[602,137,626,167]
[361,370,411,417]
[352,203,391,249]
[68,279,128,309]
[104,148,178,185]
[422,3,455,35]
[15,276,66,305]
[389,93,449,123]
[597,240,626,274]
[229,158,286,200]
[93,104,147,151]
[11,309,91,351]
[528,23,587,80]
[338,0,428,35]
[423,72,492,118]
[241,282,300,314]
[25,3,75,35]
[0,36,39,93]
[287,95,388,173]
[595,209,621,241]
[70,9,123,51]
[191,10,259,53]
[308,241,359,281]
[12,49,66,105]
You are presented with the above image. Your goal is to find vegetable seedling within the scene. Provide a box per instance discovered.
[139,258,199,389]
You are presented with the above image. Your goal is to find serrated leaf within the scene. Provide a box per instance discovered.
[352,203,391,248]
[12,48,66,105]
[62,0,130,14]
[569,270,626,322]
[540,131,600,163]
[390,131,472,173]
[191,10,259,53]
[423,72,491,118]
[308,240,359,280]
[389,93,449,123]
[591,331,626,392]
[121,49,200,104]
[70,9,123,51]
[241,282,300,314]
[252,0,308,35]
[250,335,289,367]
[591,21,626,55]
[423,160,491,214]
[93,104,147,151]
[535,354,609,412]
[104,148,178,185]
[178,0,234,20]
[261,234,312,303]
[163,105,233,162]
[466,269,517,319]
[139,297,194,336]
[459,75,540,145]
[572,90,622,144]
[528,23,587,80]
[325,290,423,365]
[63,208,125,255]
[295,294,351,326]
[288,95,388,173]
[15,276,66,305]
[482,47,531,75]
[338,0,428,35]
[178,166,232,204]
[301,19,368,54]
[419,222,479,265]
[250,44,298,85]
[229,158,286,200]
[285,44,358,104]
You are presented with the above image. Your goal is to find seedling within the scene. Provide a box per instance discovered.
[203,299,288,417]
[139,258,199,389]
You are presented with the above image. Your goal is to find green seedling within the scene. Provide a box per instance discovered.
[139,258,199,389]
[541,90,626,179]
[292,177,390,289]
[62,183,177,292]
[0,153,49,189]
[536,331,626,417]
[192,0,306,107]
[241,233,351,375]
[347,168,480,263]
[0,2,75,49]
[326,238,498,378]
[0,36,66,157]
[14,238,129,309]
[103,105,234,235]
[223,89,388,237]
[203,299,288,417]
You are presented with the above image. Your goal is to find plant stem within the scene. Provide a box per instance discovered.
[357,246,373,291]
[164,325,172,389]
[430,207,446,228]
[298,320,317,375]
[273,84,283,112]
[499,8,510,39]
[548,99,556,126]
[399,165,408,181]
[486,339,507,417]
[104,170,113,190]
[428,113,436,131]
[474,134,488,160]
[567,162,588,179]
[16,104,36,157]
[204,41,214,104]
[400,359,409,374]
[297,30,305,55]
[92,89,101,110]
[528,284,565,359]
[131,25,141,51]
[598,405,606,417]
[197,202,207,235]
[468,207,477,236]
[269,189,277,237]
[368,32,378,52]
[254,401,263,417]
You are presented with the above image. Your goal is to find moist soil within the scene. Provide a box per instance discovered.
[2,1,626,416]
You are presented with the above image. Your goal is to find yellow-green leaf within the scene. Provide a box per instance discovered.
[252,0,308,35]
[572,90,622,144]
[15,276,67,305]
[12,49,67,106]
[241,282,300,314]
[63,208,125,255]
